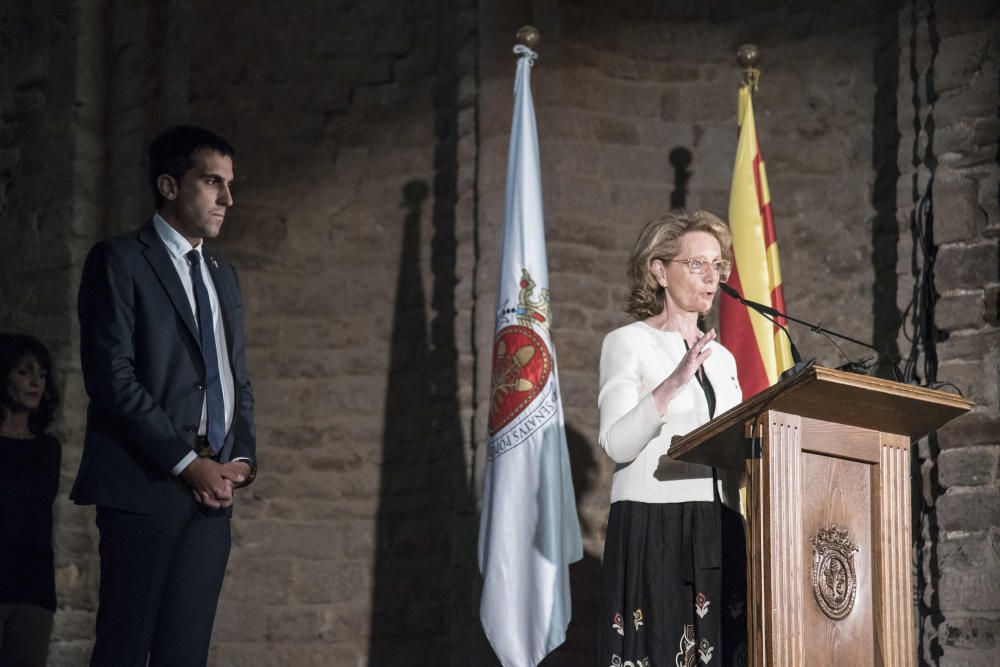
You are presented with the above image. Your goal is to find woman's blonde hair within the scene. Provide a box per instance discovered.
[624,210,733,320]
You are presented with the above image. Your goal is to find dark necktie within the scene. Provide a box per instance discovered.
[187,249,225,455]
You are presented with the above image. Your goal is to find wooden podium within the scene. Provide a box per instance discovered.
[668,366,972,667]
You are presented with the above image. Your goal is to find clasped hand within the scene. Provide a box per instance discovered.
[180,457,250,509]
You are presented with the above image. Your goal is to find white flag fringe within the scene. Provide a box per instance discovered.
[477,44,584,667]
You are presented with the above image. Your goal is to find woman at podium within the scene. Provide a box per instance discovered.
[597,210,747,666]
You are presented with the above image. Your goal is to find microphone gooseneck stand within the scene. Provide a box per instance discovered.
[718,283,897,381]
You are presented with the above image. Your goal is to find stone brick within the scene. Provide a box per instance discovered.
[52,609,95,642]
[935,358,997,413]
[234,520,373,561]
[939,446,999,487]
[919,457,936,507]
[980,172,1000,238]
[935,242,999,291]
[593,116,640,145]
[934,1,1000,37]
[586,78,664,120]
[53,560,97,609]
[938,412,1000,449]
[936,122,976,156]
[266,606,329,642]
[291,560,369,605]
[552,303,590,330]
[688,124,738,190]
[937,330,1000,361]
[937,489,1000,533]
[939,616,1000,652]
[938,530,1000,611]
[935,67,1000,131]
[659,84,734,124]
[602,183,666,229]
[550,273,614,311]
[213,602,269,641]
[548,242,620,282]
[47,643,93,667]
[551,329,603,372]
[948,144,1000,170]
[222,557,293,604]
[211,642,362,667]
[543,157,604,200]
[559,369,599,413]
[986,286,1000,326]
[935,178,988,244]
[590,306,633,336]
[973,117,1000,152]
[934,32,991,93]
[939,646,1000,667]
[936,291,986,331]
[596,144,671,185]
[532,71,591,111]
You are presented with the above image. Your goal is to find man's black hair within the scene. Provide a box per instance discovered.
[149,125,235,209]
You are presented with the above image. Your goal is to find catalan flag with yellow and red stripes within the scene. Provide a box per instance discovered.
[719,83,793,399]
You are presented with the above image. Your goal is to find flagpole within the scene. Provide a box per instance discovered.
[734,41,767,667]
[516,24,540,50]
[478,22,583,667]
[737,43,760,91]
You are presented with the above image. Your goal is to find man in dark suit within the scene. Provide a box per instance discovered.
[73,125,257,666]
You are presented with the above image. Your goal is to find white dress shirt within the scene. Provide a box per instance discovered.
[598,320,743,508]
[153,214,236,474]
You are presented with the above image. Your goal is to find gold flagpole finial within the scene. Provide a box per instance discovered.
[516,25,541,50]
[737,43,760,91]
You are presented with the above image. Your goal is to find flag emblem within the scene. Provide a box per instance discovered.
[514,268,551,327]
[488,324,552,436]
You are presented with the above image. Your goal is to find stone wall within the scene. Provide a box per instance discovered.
[898,2,1000,665]
[0,3,103,662]
[0,1,996,666]
[0,0,76,344]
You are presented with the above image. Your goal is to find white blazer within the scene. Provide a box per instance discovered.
[598,321,743,507]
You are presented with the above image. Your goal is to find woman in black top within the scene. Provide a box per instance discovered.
[0,334,61,667]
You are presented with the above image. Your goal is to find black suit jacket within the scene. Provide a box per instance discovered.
[72,221,256,513]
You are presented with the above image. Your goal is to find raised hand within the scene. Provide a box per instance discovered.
[651,328,716,414]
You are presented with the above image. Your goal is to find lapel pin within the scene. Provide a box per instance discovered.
[210,256,219,269]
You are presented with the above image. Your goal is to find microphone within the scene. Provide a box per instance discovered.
[718,284,903,381]
[718,283,813,380]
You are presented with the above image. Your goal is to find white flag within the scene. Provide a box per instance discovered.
[478,44,583,667]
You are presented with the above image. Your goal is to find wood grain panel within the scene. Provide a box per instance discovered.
[871,433,916,667]
[799,450,874,666]
[762,411,804,666]
[799,416,881,463]
[746,452,765,667]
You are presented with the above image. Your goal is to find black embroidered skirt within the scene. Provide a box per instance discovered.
[598,500,748,667]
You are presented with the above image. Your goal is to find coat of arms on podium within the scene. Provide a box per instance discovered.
[809,524,859,620]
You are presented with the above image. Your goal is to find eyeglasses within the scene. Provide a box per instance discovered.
[658,257,732,282]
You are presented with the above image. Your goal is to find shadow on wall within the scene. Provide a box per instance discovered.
[670,147,693,211]
[369,179,477,665]
[371,4,486,660]
[372,179,606,664]
[900,3,943,664]
[870,0,903,380]
[540,423,602,666]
